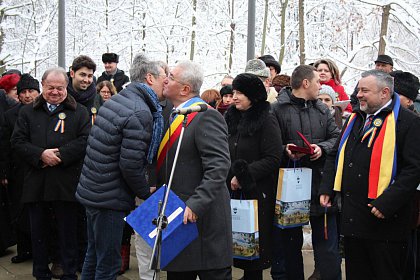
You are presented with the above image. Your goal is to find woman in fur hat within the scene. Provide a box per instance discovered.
[225,73,283,280]
[0,73,20,102]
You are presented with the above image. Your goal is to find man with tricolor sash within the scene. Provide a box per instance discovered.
[320,69,420,279]
[157,60,232,279]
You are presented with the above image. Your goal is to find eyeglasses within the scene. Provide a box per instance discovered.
[168,73,188,85]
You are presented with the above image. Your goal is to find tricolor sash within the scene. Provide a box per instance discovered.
[334,94,400,199]
[156,97,206,172]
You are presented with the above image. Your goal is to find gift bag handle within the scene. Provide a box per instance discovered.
[287,159,303,172]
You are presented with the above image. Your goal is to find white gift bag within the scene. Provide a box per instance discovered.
[231,199,259,260]
[274,168,312,228]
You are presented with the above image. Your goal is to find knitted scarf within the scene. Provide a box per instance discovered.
[334,94,400,199]
[135,83,164,164]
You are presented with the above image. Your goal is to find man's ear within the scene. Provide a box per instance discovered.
[180,84,192,97]
[70,70,75,78]
[382,87,391,99]
[145,73,154,85]
[302,79,309,89]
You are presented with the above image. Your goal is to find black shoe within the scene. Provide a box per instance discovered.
[11,252,32,263]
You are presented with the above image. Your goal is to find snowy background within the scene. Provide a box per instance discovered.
[1,0,419,94]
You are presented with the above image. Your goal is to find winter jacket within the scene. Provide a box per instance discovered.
[67,76,103,117]
[272,88,340,215]
[76,82,157,211]
[11,95,91,203]
[321,79,352,113]
[319,95,420,241]
[97,69,129,93]
[225,101,283,270]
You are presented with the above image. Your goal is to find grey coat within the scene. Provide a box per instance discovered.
[157,106,232,271]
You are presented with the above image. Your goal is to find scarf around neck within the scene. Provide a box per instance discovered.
[334,94,401,199]
[134,83,164,164]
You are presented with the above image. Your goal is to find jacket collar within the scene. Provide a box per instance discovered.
[33,94,77,111]
[277,87,328,115]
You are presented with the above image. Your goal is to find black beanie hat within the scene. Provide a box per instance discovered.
[232,73,267,104]
[102,53,119,63]
[390,70,419,101]
[258,54,281,74]
[220,85,233,97]
[16,74,40,94]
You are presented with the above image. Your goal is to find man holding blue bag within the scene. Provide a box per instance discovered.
[271,65,341,280]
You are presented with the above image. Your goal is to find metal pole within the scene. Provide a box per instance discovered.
[58,0,65,68]
[247,0,256,61]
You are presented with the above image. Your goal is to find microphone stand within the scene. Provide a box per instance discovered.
[149,112,189,279]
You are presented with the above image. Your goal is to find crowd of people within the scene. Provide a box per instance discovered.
[0,51,419,280]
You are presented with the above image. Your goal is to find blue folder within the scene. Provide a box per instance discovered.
[126,186,198,269]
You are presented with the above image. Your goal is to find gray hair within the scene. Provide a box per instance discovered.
[130,53,161,82]
[156,61,169,76]
[42,67,69,85]
[175,60,204,95]
[361,69,394,96]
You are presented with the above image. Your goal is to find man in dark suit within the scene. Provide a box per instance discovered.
[158,60,232,280]
[320,70,420,279]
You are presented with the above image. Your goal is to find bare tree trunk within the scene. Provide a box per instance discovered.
[279,0,288,65]
[378,4,391,55]
[105,0,109,52]
[260,0,269,55]
[228,0,235,73]
[0,0,5,74]
[298,0,305,65]
[189,0,197,61]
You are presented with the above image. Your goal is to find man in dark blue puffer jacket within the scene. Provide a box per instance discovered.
[76,53,166,280]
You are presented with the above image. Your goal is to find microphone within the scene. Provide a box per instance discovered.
[172,103,208,115]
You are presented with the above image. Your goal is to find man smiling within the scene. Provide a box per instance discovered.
[320,70,420,279]
[67,55,103,122]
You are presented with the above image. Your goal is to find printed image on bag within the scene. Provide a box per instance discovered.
[231,199,259,260]
[274,168,312,228]
[275,200,311,228]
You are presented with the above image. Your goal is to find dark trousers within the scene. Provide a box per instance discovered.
[28,201,78,280]
[243,269,262,280]
[270,226,304,280]
[310,214,342,280]
[405,229,417,280]
[344,236,409,280]
[166,267,232,280]
[15,206,32,256]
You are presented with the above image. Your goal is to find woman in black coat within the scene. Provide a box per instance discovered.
[225,73,283,280]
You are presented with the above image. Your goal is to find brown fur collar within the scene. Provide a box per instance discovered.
[33,94,78,111]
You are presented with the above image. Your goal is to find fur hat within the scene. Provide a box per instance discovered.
[17,74,40,94]
[390,70,419,101]
[0,73,20,92]
[102,53,119,63]
[220,85,233,97]
[232,73,267,104]
[318,84,337,103]
[245,59,270,78]
[258,54,281,74]
[374,54,393,66]
[272,74,290,93]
